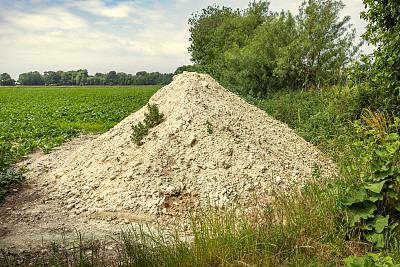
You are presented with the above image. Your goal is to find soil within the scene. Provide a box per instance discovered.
[0,135,129,254]
[0,72,337,253]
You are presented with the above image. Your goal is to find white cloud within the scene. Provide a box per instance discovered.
[73,0,136,19]
[3,7,87,31]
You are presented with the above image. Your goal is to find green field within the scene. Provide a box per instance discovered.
[0,86,160,164]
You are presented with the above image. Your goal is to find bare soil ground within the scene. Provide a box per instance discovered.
[0,135,142,253]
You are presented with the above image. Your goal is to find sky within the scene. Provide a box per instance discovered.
[0,0,373,80]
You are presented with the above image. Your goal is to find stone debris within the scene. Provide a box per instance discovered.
[47,72,336,220]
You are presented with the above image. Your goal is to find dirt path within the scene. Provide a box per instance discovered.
[0,135,146,253]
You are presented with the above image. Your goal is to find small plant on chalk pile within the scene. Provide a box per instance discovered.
[131,103,164,145]
[206,120,213,134]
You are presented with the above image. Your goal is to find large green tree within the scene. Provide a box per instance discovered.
[221,11,301,96]
[0,73,15,86]
[297,0,361,88]
[188,1,269,77]
[188,0,360,95]
[18,71,45,85]
[359,0,400,115]
[43,71,61,86]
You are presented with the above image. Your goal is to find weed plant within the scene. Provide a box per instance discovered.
[131,103,164,145]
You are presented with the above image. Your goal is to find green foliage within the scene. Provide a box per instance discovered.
[344,253,400,267]
[188,0,360,95]
[0,86,159,157]
[206,120,213,134]
[0,73,15,86]
[344,110,400,248]
[174,64,204,75]
[0,167,24,202]
[188,1,269,78]
[353,0,400,116]
[143,104,164,128]
[17,70,173,86]
[131,104,164,146]
[18,71,45,85]
[131,122,149,146]
[296,0,361,88]
[222,11,301,96]
[0,142,13,171]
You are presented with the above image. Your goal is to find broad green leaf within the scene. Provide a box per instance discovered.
[343,255,366,266]
[343,187,368,206]
[370,215,389,233]
[365,232,385,248]
[347,202,377,227]
[368,191,383,202]
[388,189,399,200]
[364,180,387,193]
[394,202,400,212]
[371,163,380,173]
[373,166,395,180]
[374,148,388,157]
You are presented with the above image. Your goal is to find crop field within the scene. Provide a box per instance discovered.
[0,86,160,162]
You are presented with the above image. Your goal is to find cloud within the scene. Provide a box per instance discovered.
[2,7,87,31]
[73,0,136,19]
[0,0,195,79]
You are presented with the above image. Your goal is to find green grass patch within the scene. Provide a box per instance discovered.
[0,86,160,157]
[0,86,160,201]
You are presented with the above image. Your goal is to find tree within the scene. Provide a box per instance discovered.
[18,71,44,85]
[106,71,117,85]
[359,0,400,115]
[174,65,200,75]
[188,0,359,95]
[117,72,128,85]
[75,69,88,86]
[296,0,361,88]
[221,11,301,96]
[43,71,61,86]
[188,1,269,77]
[60,71,75,85]
[0,73,15,86]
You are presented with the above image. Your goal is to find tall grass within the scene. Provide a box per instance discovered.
[95,177,364,266]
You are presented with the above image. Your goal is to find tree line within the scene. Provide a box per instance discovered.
[0,70,174,86]
[187,0,362,97]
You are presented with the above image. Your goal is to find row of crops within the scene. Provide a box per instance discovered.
[0,86,160,200]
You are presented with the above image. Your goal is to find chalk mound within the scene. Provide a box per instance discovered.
[49,72,335,220]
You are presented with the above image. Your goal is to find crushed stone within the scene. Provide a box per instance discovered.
[46,72,337,220]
